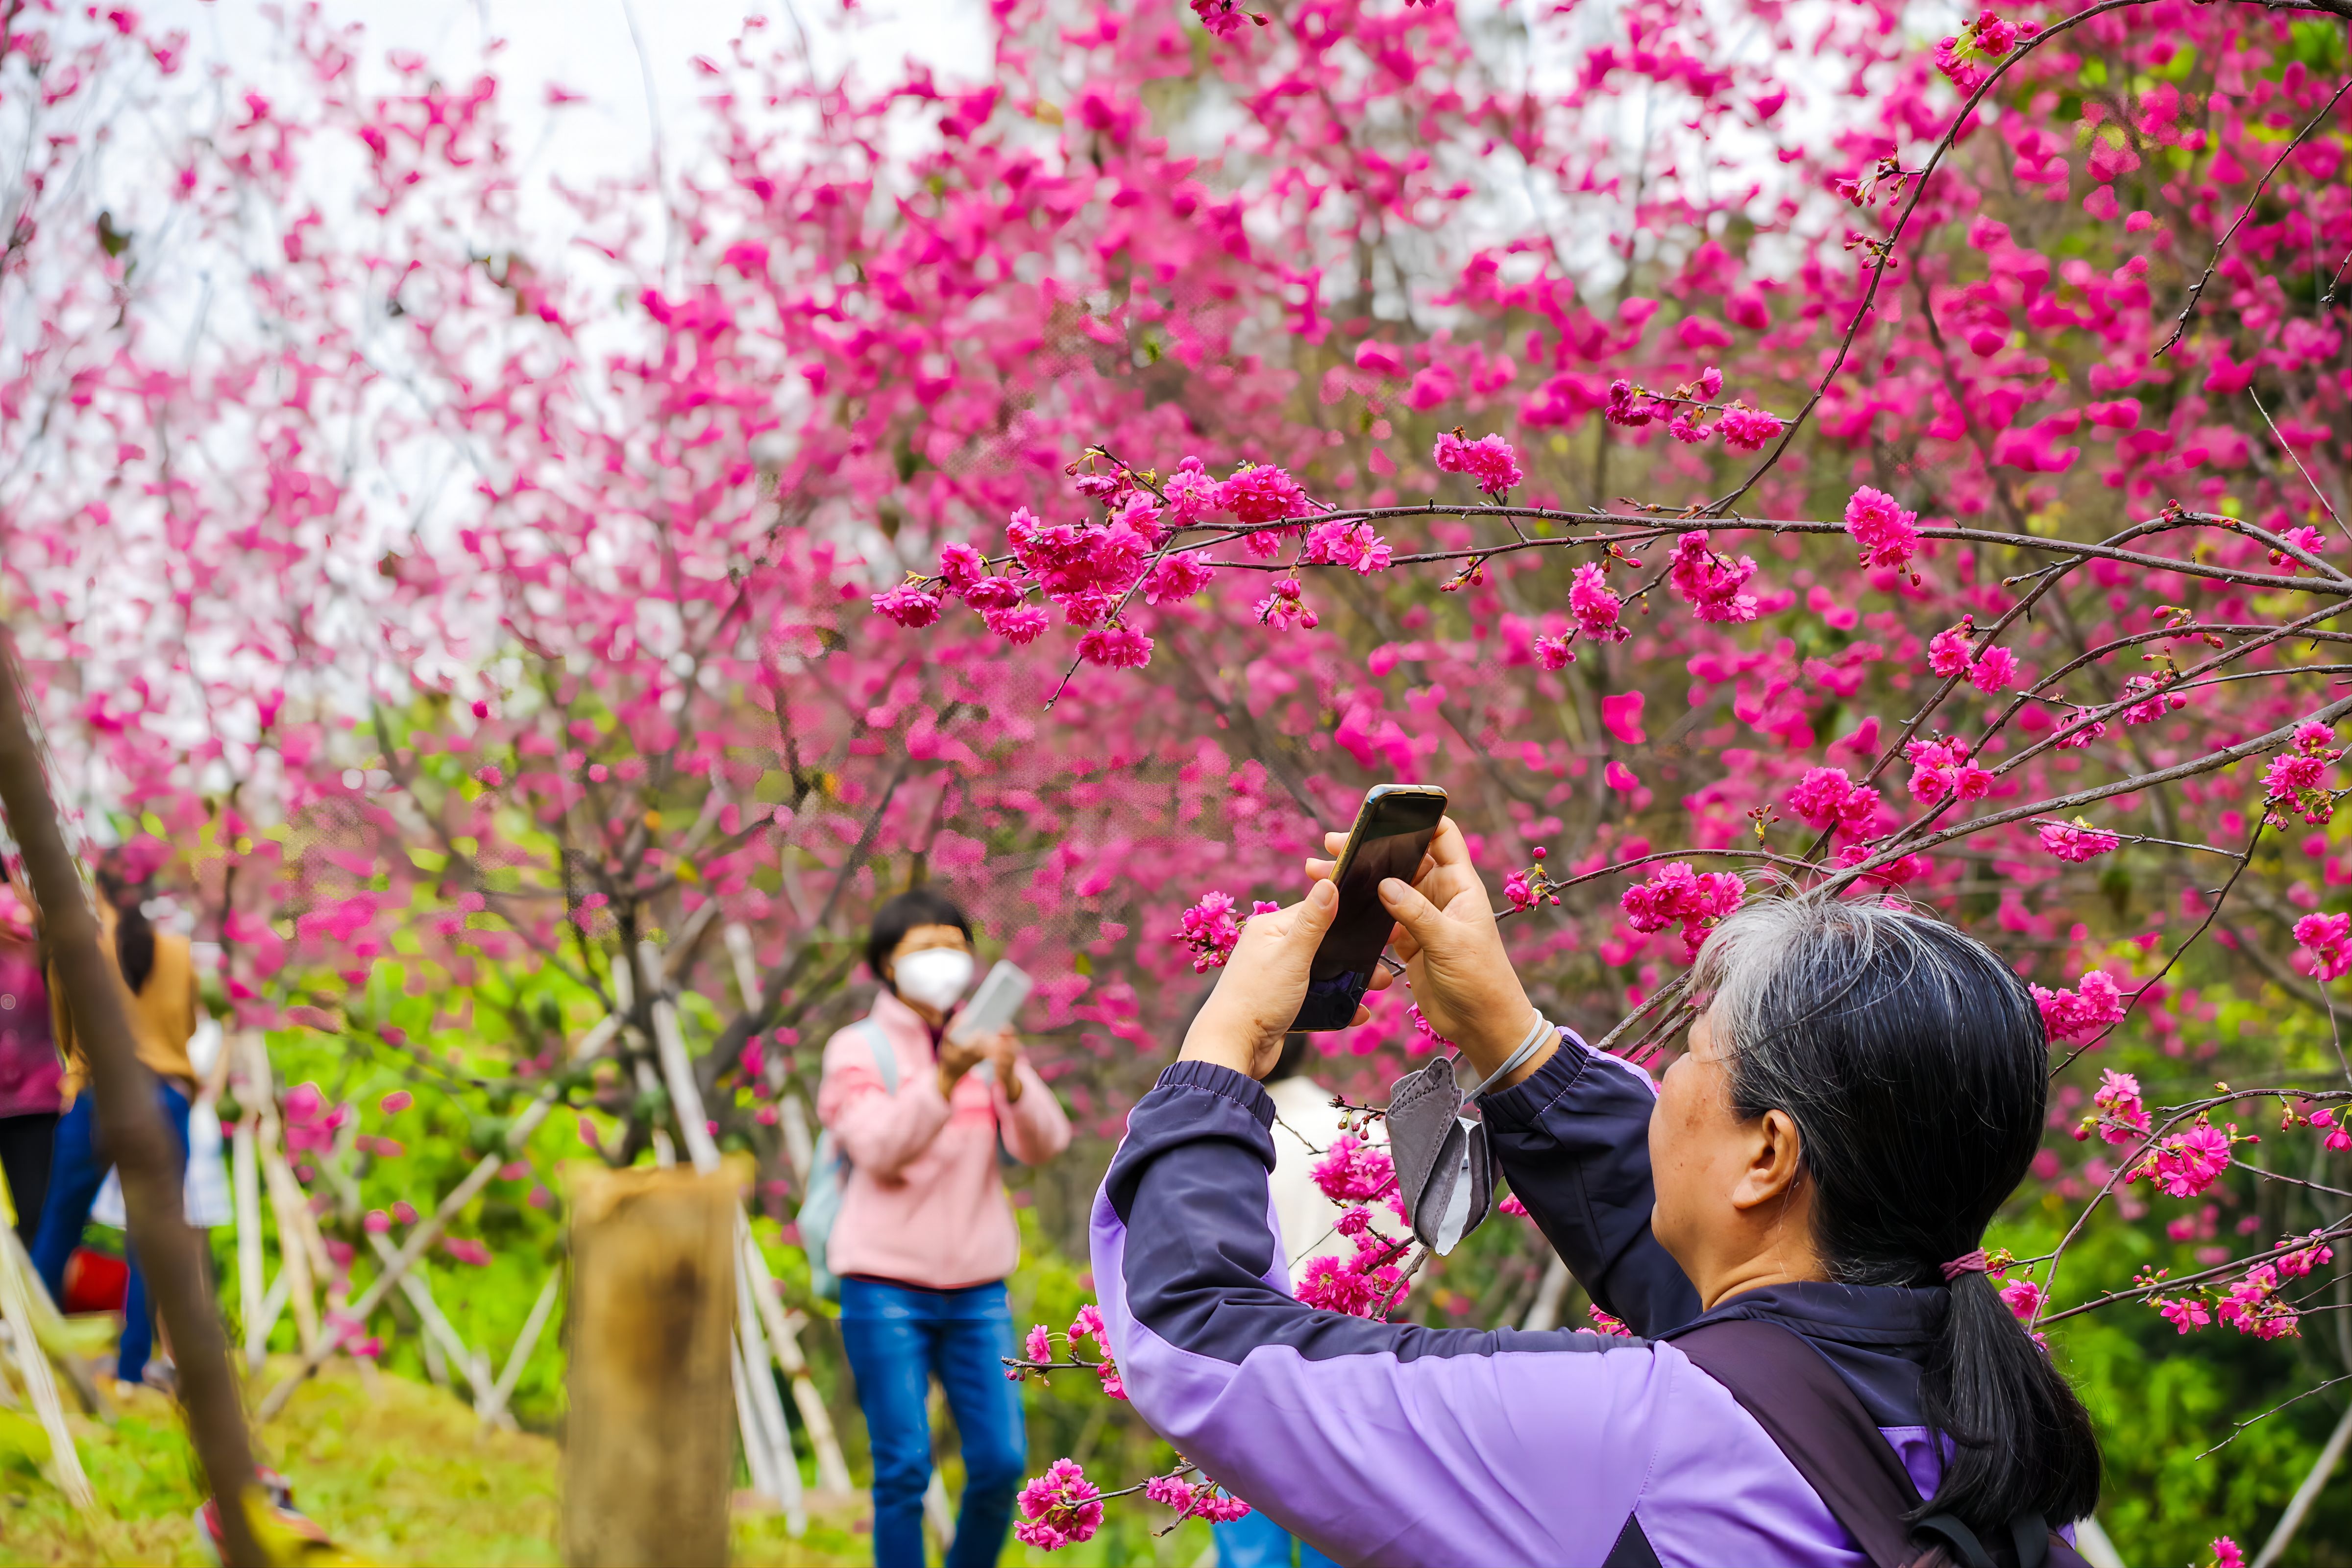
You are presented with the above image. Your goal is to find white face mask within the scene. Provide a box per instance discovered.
[893,948,974,1011]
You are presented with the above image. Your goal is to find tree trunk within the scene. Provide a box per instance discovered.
[564,1162,740,1568]
[0,628,261,1567]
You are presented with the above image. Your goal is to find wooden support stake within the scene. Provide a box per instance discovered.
[732,1230,805,1533]
[477,1270,560,1430]
[0,629,260,1566]
[368,1234,490,1400]
[255,1091,557,1421]
[231,1091,267,1372]
[0,1175,92,1511]
[247,1044,320,1356]
[564,1164,738,1568]
[737,1226,853,1494]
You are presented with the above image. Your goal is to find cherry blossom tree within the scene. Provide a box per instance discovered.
[1,0,2351,1555]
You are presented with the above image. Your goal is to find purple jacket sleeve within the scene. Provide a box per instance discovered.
[1480,1032,1703,1337]
[1092,1060,1673,1568]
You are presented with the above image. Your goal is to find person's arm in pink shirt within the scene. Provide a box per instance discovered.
[996,1054,1071,1165]
[817,1026,952,1178]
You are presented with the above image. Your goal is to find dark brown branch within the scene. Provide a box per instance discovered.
[0,628,262,1568]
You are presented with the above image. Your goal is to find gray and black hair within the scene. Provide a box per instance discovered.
[1686,895,2101,1536]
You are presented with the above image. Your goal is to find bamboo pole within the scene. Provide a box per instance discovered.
[738,1226,852,1494]
[0,1176,91,1511]
[231,1095,266,1371]
[733,1233,806,1533]
[477,1270,560,1429]
[368,1234,490,1400]
[246,1043,320,1356]
[0,629,260,1566]
[661,935,853,1494]
[636,942,808,1519]
[732,1335,784,1504]
[254,1090,558,1421]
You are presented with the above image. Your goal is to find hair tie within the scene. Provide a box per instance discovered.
[1940,1248,1990,1283]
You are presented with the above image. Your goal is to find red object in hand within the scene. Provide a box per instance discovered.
[62,1246,129,1314]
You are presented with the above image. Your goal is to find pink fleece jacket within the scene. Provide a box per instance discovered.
[816,988,1073,1290]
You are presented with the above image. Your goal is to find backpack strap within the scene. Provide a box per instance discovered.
[1670,1319,1926,1568]
[1668,1319,2083,1568]
[855,1017,899,1095]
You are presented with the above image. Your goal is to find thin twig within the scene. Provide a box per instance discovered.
[2158,78,2352,357]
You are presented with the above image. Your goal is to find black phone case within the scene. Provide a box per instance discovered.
[1291,966,1373,1031]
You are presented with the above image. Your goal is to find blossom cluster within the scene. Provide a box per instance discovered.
[1904,736,1994,808]
[2037,969,2130,1046]
[1841,488,1923,576]
[1604,368,1784,451]
[1431,431,1523,499]
[2072,1068,2151,1143]
[2037,820,2121,863]
[1503,846,1561,912]
[1620,862,1746,956]
[1535,566,1629,668]
[2261,722,2344,828]
[1666,533,1762,625]
[1934,10,2028,91]
[2293,911,2352,981]
[1009,1305,1125,1401]
[1296,1225,1414,1318]
[1310,1134,1397,1205]
[1924,617,2019,695]
[2127,1119,2246,1200]
[1786,767,1882,838]
[1014,1459,1105,1551]
[1142,1472,1252,1526]
[2154,1235,2336,1345]
[1175,891,1280,973]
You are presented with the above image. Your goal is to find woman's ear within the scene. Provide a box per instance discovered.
[1729,1108,1807,1212]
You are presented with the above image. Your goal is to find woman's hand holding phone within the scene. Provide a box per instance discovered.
[1179,880,1362,1079]
[1305,816,1554,1093]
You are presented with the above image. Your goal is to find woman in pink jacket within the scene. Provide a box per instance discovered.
[818,888,1072,1568]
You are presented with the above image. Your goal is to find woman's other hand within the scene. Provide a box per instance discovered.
[1179,880,1349,1079]
[982,1029,1026,1101]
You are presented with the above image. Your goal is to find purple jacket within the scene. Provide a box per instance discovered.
[1092,1036,1960,1568]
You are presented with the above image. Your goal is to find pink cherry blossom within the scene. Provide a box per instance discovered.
[1666,534,1761,624]
[1842,487,1922,572]
[2294,912,2352,980]
[1431,431,1524,498]
[2042,978,2132,1049]
[1568,564,1629,642]
[1015,1459,1104,1551]
[2038,821,2121,862]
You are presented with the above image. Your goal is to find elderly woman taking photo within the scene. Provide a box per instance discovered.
[1092,819,2099,1568]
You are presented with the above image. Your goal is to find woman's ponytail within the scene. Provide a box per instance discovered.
[98,870,155,995]
[1696,897,2106,1542]
[1920,1269,2101,1531]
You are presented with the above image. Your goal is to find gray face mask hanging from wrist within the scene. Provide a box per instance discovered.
[1383,1013,1554,1255]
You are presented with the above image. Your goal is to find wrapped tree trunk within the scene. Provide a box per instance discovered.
[564,1162,740,1568]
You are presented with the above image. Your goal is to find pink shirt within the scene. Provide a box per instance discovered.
[816,988,1072,1290]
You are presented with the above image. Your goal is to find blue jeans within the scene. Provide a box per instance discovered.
[1216,1510,1342,1568]
[840,1276,1025,1568]
[33,1080,190,1382]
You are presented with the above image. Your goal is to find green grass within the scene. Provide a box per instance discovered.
[0,1362,1216,1567]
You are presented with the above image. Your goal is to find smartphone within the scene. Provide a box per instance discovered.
[949,959,1032,1045]
[1290,784,1448,1031]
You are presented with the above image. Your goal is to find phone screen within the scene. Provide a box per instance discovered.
[1292,785,1447,1031]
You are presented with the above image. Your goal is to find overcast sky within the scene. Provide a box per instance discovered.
[151,0,993,188]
